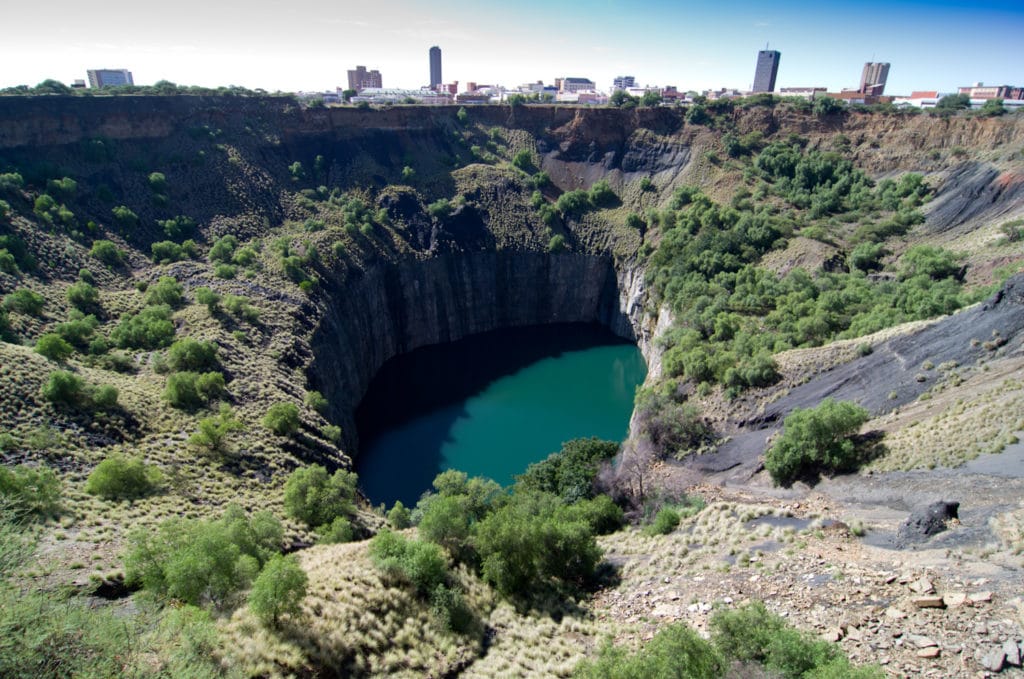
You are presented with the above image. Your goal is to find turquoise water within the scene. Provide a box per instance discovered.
[355,324,647,507]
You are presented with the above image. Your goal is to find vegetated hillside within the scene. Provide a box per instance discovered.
[1,95,1023,677]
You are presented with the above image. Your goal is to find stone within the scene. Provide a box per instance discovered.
[981,647,1006,673]
[897,500,960,546]
[821,627,844,643]
[907,634,938,648]
[846,625,863,641]
[969,591,993,603]
[910,578,936,594]
[917,647,941,658]
[912,596,946,609]
[885,606,908,619]
[944,592,968,608]
[1004,640,1022,667]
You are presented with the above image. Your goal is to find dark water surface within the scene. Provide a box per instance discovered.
[355,323,646,507]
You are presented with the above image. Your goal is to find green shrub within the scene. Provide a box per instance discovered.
[40,370,87,406]
[85,453,162,500]
[0,172,24,192]
[0,465,62,518]
[66,281,100,312]
[574,623,725,679]
[512,149,533,171]
[145,276,185,308]
[92,384,119,410]
[35,333,74,362]
[90,239,124,267]
[188,404,243,457]
[548,234,566,253]
[151,240,196,263]
[148,172,167,193]
[163,371,226,410]
[111,305,175,349]
[2,289,44,315]
[111,205,138,228]
[322,424,342,443]
[427,198,451,218]
[158,215,197,240]
[709,600,785,663]
[387,500,412,529]
[223,294,258,322]
[55,313,100,349]
[556,189,591,216]
[208,235,237,263]
[0,249,17,276]
[317,516,354,544]
[248,554,308,627]
[588,179,616,207]
[369,529,448,596]
[764,398,871,486]
[194,286,220,313]
[282,464,357,528]
[645,507,681,535]
[304,390,328,414]
[263,402,300,436]
[214,264,236,279]
[516,437,619,502]
[166,338,219,372]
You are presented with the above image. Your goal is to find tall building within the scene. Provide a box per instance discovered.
[429,46,442,89]
[612,75,636,91]
[347,65,382,92]
[86,69,134,88]
[859,62,890,95]
[751,50,780,93]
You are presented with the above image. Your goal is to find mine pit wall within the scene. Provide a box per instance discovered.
[309,251,659,458]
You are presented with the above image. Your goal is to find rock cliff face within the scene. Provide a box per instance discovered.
[309,251,652,450]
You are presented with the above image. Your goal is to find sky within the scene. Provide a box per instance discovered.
[1,0,1022,95]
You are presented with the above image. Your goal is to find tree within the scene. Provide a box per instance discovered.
[387,501,412,529]
[164,371,225,409]
[764,398,871,485]
[0,465,62,518]
[66,281,100,312]
[188,405,244,457]
[111,305,175,349]
[282,464,357,529]
[812,96,843,117]
[90,240,124,267]
[85,453,163,500]
[980,98,1005,116]
[41,370,87,406]
[2,289,44,315]
[640,90,663,107]
[935,93,970,110]
[35,334,74,362]
[167,338,219,372]
[263,402,300,435]
[145,276,185,308]
[249,554,308,627]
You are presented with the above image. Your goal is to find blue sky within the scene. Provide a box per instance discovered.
[1,0,1021,94]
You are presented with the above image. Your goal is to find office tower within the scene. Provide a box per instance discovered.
[612,76,636,91]
[86,69,134,88]
[347,65,382,91]
[429,46,442,89]
[859,62,890,95]
[752,50,780,93]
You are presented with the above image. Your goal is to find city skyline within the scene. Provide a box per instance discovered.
[1,0,1021,95]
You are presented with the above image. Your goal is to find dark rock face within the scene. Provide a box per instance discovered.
[896,501,960,545]
[309,252,644,455]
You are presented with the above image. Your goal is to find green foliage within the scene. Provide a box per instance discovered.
[92,383,119,410]
[899,245,962,280]
[148,171,168,193]
[282,464,357,528]
[90,239,124,267]
[163,371,226,410]
[512,149,533,171]
[556,189,592,216]
[194,286,220,313]
[223,293,259,322]
[167,338,220,372]
[640,90,663,107]
[0,172,24,192]
[55,312,100,349]
[813,96,844,117]
[2,289,44,315]
[208,234,238,263]
[66,280,100,312]
[588,180,617,207]
[85,453,162,500]
[516,437,619,502]
[145,276,185,308]
[249,554,308,627]
[645,507,681,535]
[848,242,885,272]
[317,515,355,544]
[304,390,328,413]
[634,391,715,458]
[189,404,244,457]
[369,529,449,596]
[40,369,87,406]
[573,623,725,679]
[427,198,452,218]
[710,600,785,663]
[979,98,1005,116]
[34,333,73,361]
[936,93,970,110]
[125,506,278,607]
[456,106,469,123]
[111,304,175,349]
[263,402,300,435]
[387,500,412,529]
[547,233,567,253]
[158,215,197,240]
[111,204,139,228]
[0,249,17,276]
[0,465,61,518]
[473,490,602,598]
[151,239,197,263]
[765,398,871,485]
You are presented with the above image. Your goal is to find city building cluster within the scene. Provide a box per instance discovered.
[75,47,1022,111]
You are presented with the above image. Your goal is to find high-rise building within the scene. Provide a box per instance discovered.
[612,75,636,91]
[859,62,890,95]
[751,50,780,93]
[347,65,382,92]
[429,46,442,89]
[86,69,134,88]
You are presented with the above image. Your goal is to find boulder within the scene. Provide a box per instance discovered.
[896,501,959,546]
